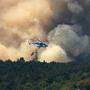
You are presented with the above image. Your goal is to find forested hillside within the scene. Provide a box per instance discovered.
[0,57,90,90]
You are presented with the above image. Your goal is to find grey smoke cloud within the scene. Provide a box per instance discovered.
[48,24,90,61]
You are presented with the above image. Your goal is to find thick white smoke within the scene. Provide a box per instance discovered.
[38,44,71,63]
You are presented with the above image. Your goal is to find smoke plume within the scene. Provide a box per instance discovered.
[0,0,90,62]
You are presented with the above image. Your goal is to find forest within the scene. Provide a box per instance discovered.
[0,54,90,90]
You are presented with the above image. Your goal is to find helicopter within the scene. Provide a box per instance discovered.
[31,41,48,48]
[28,40,48,60]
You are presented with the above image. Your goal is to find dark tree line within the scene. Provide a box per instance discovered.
[0,56,90,90]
